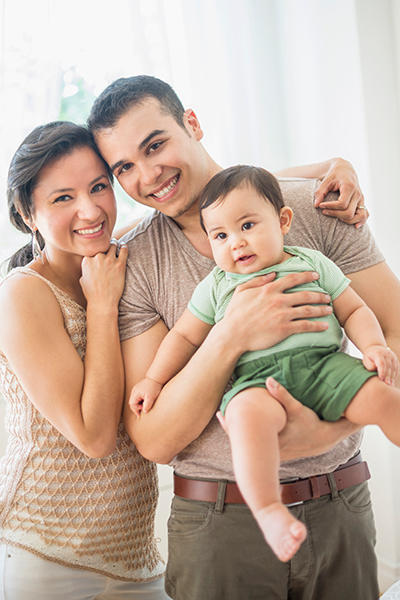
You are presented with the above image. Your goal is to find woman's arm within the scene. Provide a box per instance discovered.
[0,245,128,458]
[275,157,368,227]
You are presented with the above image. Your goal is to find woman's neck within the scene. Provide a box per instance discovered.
[28,250,86,307]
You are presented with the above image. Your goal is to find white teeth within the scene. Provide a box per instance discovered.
[76,223,102,235]
[152,175,178,199]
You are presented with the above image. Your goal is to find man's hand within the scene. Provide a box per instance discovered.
[314,158,368,228]
[222,271,332,356]
[266,378,361,460]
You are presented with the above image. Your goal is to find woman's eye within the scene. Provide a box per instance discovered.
[92,183,107,193]
[216,232,227,240]
[54,195,71,203]
[242,222,254,230]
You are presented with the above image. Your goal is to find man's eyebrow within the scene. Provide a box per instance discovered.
[110,130,166,173]
[139,129,166,151]
[110,159,125,173]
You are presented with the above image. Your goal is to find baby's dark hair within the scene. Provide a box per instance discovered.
[199,165,284,233]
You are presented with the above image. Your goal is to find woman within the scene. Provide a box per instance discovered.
[0,122,167,599]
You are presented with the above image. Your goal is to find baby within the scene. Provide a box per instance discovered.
[129,165,400,562]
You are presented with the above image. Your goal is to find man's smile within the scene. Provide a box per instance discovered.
[150,174,179,201]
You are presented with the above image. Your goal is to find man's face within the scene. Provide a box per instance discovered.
[95,99,212,220]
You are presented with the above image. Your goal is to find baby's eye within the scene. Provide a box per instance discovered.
[242,222,254,231]
[216,232,227,240]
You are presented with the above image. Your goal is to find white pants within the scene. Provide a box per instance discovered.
[0,545,168,600]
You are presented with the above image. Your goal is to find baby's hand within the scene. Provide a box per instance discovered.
[129,378,163,418]
[363,345,399,386]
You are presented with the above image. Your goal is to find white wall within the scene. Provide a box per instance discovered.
[1,0,400,591]
[355,0,400,590]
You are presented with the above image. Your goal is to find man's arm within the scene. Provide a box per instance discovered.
[122,318,241,463]
[275,157,368,227]
[273,260,400,461]
[348,261,400,388]
[122,271,334,463]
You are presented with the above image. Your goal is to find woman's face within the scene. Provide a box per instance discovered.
[31,146,117,261]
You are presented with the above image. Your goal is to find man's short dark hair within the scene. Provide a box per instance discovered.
[87,75,186,134]
[199,165,285,233]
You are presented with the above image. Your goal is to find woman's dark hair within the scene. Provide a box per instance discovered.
[199,165,285,233]
[6,121,112,271]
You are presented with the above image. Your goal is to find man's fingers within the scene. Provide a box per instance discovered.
[216,410,229,434]
[265,377,300,414]
[235,272,332,302]
[314,178,338,207]
[235,272,276,290]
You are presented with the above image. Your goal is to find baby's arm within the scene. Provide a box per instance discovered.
[333,286,399,385]
[129,309,213,416]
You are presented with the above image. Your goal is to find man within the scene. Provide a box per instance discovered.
[87,75,400,599]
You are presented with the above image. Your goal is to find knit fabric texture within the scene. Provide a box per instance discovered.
[0,267,164,581]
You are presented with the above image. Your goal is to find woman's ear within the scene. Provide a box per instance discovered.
[280,206,293,235]
[17,209,34,231]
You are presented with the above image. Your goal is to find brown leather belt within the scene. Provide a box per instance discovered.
[174,453,370,506]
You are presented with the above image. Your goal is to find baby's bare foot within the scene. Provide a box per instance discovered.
[255,502,307,562]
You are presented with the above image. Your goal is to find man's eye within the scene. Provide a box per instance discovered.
[148,141,162,153]
[216,232,227,240]
[242,222,254,230]
[118,163,133,175]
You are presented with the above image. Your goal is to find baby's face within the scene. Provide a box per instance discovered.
[202,184,292,274]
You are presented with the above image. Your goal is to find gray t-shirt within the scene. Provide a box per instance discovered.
[120,178,385,480]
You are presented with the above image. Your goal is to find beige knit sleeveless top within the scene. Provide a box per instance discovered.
[0,267,164,581]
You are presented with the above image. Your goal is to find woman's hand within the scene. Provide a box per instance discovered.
[80,240,128,311]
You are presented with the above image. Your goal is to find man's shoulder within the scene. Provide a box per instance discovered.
[277,177,319,205]
[120,211,169,247]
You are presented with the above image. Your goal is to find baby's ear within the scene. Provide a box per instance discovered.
[280,206,293,234]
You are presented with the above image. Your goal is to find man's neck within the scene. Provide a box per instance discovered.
[167,158,222,259]
[171,212,213,259]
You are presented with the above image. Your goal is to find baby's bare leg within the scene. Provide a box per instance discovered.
[344,377,400,445]
[224,387,307,562]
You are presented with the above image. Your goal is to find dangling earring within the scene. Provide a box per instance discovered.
[31,228,45,266]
